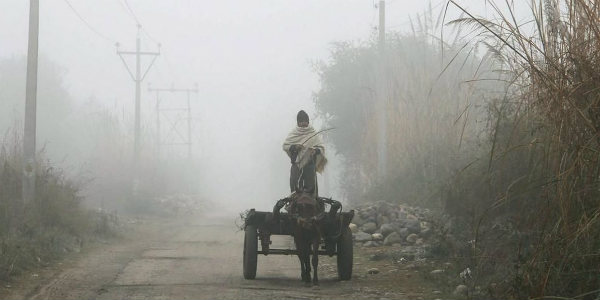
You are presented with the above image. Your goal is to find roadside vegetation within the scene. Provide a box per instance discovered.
[314,1,600,298]
[0,130,118,281]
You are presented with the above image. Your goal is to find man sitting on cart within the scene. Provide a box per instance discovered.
[282,110,327,197]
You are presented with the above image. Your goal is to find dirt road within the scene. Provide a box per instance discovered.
[1,214,440,300]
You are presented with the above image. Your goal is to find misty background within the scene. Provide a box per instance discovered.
[4,1,600,297]
[1,0,489,212]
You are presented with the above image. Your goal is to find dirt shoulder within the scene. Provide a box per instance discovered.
[0,216,175,300]
[351,246,459,299]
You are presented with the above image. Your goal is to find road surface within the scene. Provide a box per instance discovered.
[2,214,431,300]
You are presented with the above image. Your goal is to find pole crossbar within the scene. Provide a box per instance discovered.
[117,50,160,55]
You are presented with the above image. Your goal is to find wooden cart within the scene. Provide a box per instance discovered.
[242,197,354,280]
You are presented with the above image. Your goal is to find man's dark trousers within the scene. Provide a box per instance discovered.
[290,160,316,194]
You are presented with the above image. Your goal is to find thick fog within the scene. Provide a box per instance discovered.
[1,0,494,213]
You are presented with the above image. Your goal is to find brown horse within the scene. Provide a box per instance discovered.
[290,193,325,286]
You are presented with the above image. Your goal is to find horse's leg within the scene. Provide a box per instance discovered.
[303,240,312,286]
[297,253,307,282]
[312,239,319,286]
[295,236,308,282]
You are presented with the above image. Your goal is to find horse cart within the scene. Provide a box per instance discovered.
[242,196,355,281]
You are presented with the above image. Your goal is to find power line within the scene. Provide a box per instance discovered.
[115,0,179,81]
[117,0,159,43]
[122,0,140,25]
[63,0,115,43]
[116,0,140,28]
[160,48,180,81]
[142,29,159,44]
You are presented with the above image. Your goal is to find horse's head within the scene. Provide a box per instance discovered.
[291,193,322,230]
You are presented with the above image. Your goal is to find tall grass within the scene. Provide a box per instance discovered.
[314,0,599,297]
[443,0,600,297]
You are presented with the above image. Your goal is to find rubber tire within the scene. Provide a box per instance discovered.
[337,227,353,280]
[243,225,258,279]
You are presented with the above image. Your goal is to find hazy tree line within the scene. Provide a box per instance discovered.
[0,56,203,280]
[314,2,599,298]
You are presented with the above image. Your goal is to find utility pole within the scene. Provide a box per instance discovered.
[23,0,40,205]
[379,0,385,48]
[147,85,198,160]
[377,0,388,180]
[116,25,160,194]
[186,89,192,159]
[151,87,161,157]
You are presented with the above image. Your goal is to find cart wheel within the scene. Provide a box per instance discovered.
[337,227,353,280]
[243,225,258,279]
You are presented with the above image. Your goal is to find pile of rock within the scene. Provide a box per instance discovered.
[349,201,433,248]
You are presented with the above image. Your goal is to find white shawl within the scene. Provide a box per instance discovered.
[282,125,328,173]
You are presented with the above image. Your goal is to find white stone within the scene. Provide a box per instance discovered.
[372,233,384,241]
